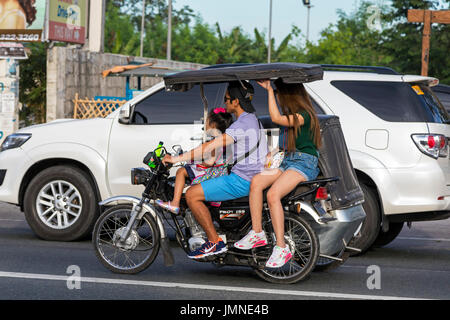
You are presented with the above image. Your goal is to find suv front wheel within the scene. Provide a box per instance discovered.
[24,165,99,241]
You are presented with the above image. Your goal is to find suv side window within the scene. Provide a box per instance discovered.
[131,83,227,124]
[331,80,448,123]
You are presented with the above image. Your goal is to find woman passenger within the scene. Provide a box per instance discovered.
[234,78,322,268]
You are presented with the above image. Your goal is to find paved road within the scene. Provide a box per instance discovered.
[0,201,448,301]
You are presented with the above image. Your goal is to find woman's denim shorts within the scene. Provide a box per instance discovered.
[278,151,320,181]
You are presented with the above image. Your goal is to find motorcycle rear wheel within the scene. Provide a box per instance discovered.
[254,212,319,284]
[92,204,160,274]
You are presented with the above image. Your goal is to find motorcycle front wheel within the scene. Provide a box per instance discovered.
[92,204,160,274]
[254,212,319,284]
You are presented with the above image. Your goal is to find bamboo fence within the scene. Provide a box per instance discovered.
[73,93,127,119]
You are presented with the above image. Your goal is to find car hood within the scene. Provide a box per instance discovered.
[17,117,114,156]
[17,118,81,132]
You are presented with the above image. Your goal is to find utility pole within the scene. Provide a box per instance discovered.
[306,4,311,42]
[302,0,312,43]
[140,0,146,57]
[85,0,105,52]
[167,0,172,60]
[268,0,272,63]
[407,9,450,76]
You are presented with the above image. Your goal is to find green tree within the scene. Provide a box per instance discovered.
[381,0,450,83]
[303,1,392,66]
[19,42,48,125]
[103,0,303,65]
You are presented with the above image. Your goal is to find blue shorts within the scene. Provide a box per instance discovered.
[278,152,320,181]
[201,173,251,202]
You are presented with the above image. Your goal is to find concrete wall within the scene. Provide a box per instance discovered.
[0,59,20,145]
[46,46,207,122]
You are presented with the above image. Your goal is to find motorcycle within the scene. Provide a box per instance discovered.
[92,63,366,284]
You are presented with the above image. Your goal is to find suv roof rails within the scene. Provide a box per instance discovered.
[321,64,400,75]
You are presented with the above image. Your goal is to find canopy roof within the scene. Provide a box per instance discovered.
[163,62,323,92]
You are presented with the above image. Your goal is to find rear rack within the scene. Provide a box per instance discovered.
[321,64,400,75]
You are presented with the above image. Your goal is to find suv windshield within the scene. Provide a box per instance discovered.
[331,80,449,123]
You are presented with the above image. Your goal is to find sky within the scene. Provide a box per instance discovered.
[172,0,366,45]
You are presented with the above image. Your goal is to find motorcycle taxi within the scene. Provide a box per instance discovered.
[92,63,366,284]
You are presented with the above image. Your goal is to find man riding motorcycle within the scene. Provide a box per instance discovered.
[163,80,268,259]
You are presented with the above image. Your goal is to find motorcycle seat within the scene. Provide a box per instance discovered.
[220,184,313,205]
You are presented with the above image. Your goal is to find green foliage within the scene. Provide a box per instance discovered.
[303,2,392,66]
[381,0,450,83]
[19,42,48,125]
[103,0,449,84]
[19,0,450,126]
[103,0,301,64]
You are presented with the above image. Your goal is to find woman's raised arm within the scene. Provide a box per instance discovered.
[257,80,304,128]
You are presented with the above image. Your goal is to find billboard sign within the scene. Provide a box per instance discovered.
[0,43,28,59]
[47,0,87,44]
[0,0,47,42]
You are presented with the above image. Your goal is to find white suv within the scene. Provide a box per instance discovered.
[0,65,448,254]
[307,66,449,253]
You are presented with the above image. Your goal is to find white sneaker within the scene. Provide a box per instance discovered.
[234,230,268,250]
[265,245,293,268]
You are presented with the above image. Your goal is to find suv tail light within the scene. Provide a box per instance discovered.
[411,134,448,159]
[315,187,329,200]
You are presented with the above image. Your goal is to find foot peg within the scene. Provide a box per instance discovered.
[344,246,362,253]
[319,254,344,262]
[343,239,362,253]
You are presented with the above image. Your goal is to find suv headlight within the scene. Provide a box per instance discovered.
[0,133,32,152]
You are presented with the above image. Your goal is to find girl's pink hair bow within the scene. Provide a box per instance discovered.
[213,107,227,114]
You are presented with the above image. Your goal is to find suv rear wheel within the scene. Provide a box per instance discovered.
[24,165,99,241]
[373,222,404,247]
[348,183,380,255]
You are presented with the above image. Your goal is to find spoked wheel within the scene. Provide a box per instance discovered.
[254,212,319,284]
[92,204,160,274]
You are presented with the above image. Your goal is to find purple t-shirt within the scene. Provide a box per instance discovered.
[225,112,268,181]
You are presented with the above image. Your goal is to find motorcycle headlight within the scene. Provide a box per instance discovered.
[0,133,32,152]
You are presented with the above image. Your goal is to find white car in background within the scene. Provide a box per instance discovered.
[0,64,448,255]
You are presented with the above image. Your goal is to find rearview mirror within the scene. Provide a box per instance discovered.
[118,103,134,124]
[172,145,183,155]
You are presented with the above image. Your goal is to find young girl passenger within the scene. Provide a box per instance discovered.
[156,108,233,214]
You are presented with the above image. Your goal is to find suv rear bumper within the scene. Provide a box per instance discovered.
[388,210,450,222]
[362,157,450,217]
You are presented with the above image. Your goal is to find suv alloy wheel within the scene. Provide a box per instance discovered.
[24,165,99,241]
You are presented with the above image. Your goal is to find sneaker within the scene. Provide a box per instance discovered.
[265,245,293,268]
[155,200,180,214]
[187,237,227,259]
[234,230,268,250]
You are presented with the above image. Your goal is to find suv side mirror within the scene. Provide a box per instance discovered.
[118,103,134,124]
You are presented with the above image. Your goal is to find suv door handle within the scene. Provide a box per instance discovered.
[190,136,203,141]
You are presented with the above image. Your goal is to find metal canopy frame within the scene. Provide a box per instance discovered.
[163,63,324,142]
[163,62,324,92]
